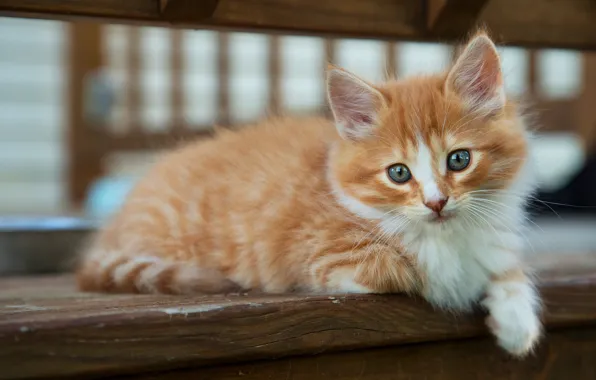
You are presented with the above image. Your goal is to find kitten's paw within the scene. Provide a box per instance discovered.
[484,299,542,357]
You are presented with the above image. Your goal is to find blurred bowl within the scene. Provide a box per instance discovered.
[0,217,96,276]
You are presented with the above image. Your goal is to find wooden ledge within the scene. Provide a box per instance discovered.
[0,0,595,50]
[1,256,595,379]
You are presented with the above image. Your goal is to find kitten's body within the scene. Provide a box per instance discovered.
[78,34,542,357]
[80,118,373,294]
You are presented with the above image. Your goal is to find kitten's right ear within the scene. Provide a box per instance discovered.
[326,66,386,141]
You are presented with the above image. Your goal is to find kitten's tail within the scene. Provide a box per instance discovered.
[76,251,240,295]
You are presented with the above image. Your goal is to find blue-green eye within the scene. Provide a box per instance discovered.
[447,150,471,171]
[387,164,411,184]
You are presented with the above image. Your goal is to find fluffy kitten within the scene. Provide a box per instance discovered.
[78,33,541,357]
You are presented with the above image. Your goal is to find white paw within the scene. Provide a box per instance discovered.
[486,312,541,357]
[483,283,542,357]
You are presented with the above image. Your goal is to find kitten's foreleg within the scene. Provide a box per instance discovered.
[482,267,542,357]
[309,246,420,294]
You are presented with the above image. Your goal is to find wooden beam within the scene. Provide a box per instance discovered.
[159,0,168,12]
[87,128,214,151]
[0,0,596,50]
[158,0,219,22]
[426,0,488,36]
[120,329,596,379]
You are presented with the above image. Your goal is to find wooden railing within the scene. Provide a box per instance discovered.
[1,0,596,49]
[66,22,595,207]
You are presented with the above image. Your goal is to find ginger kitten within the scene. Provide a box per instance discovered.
[78,33,541,356]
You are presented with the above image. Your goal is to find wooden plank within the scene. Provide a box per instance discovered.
[159,0,168,13]
[0,264,595,379]
[0,0,596,50]
[81,128,215,152]
[159,0,219,22]
[66,22,105,207]
[426,0,488,35]
[120,328,596,379]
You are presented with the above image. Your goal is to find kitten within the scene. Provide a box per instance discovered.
[77,33,541,357]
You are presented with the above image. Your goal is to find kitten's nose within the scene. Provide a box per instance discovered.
[424,197,448,213]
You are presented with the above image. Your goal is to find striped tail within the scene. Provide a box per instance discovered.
[77,252,240,295]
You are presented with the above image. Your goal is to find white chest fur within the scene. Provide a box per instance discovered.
[399,222,523,311]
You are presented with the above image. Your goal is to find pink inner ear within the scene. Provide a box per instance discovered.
[448,37,505,115]
[327,69,382,140]
[470,52,502,99]
[352,112,373,125]
[467,69,498,100]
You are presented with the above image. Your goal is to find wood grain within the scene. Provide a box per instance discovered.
[0,0,595,50]
[0,267,595,379]
[426,0,489,36]
[123,328,596,379]
[159,0,219,22]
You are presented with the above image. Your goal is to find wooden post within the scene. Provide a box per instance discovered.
[217,32,230,126]
[527,49,538,99]
[170,28,184,130]
[578,52,596,154]
[127,27,141,131]
[386,42,397,79]
[323,38,335,116]
[67,22,104,208]
[268,35,281,116]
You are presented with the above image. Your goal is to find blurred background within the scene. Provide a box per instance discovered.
[1,17,595,275]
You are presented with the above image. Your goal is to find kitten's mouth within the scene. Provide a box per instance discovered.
[429,212,454,224]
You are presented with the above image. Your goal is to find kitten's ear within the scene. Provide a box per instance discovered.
[326,67,386,141]
[446,34,505,116]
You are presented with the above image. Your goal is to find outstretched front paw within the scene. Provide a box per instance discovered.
[483,281,542,357]
[485,311,541,357]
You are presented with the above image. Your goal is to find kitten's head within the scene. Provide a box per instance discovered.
[327,33,532,228]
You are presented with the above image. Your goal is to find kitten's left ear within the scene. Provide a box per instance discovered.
[446,33,505,116]
[326,67,386,141]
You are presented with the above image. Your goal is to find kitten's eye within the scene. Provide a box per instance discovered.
[387,164,412,184]
[447,149,471,171]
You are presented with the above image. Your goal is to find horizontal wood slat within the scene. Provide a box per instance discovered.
[0,0,595,50]
[426,0,489,35]
[79,128,215,152]
[120,328,596,379]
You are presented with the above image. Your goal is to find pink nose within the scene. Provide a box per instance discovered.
[424,198,448,213]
